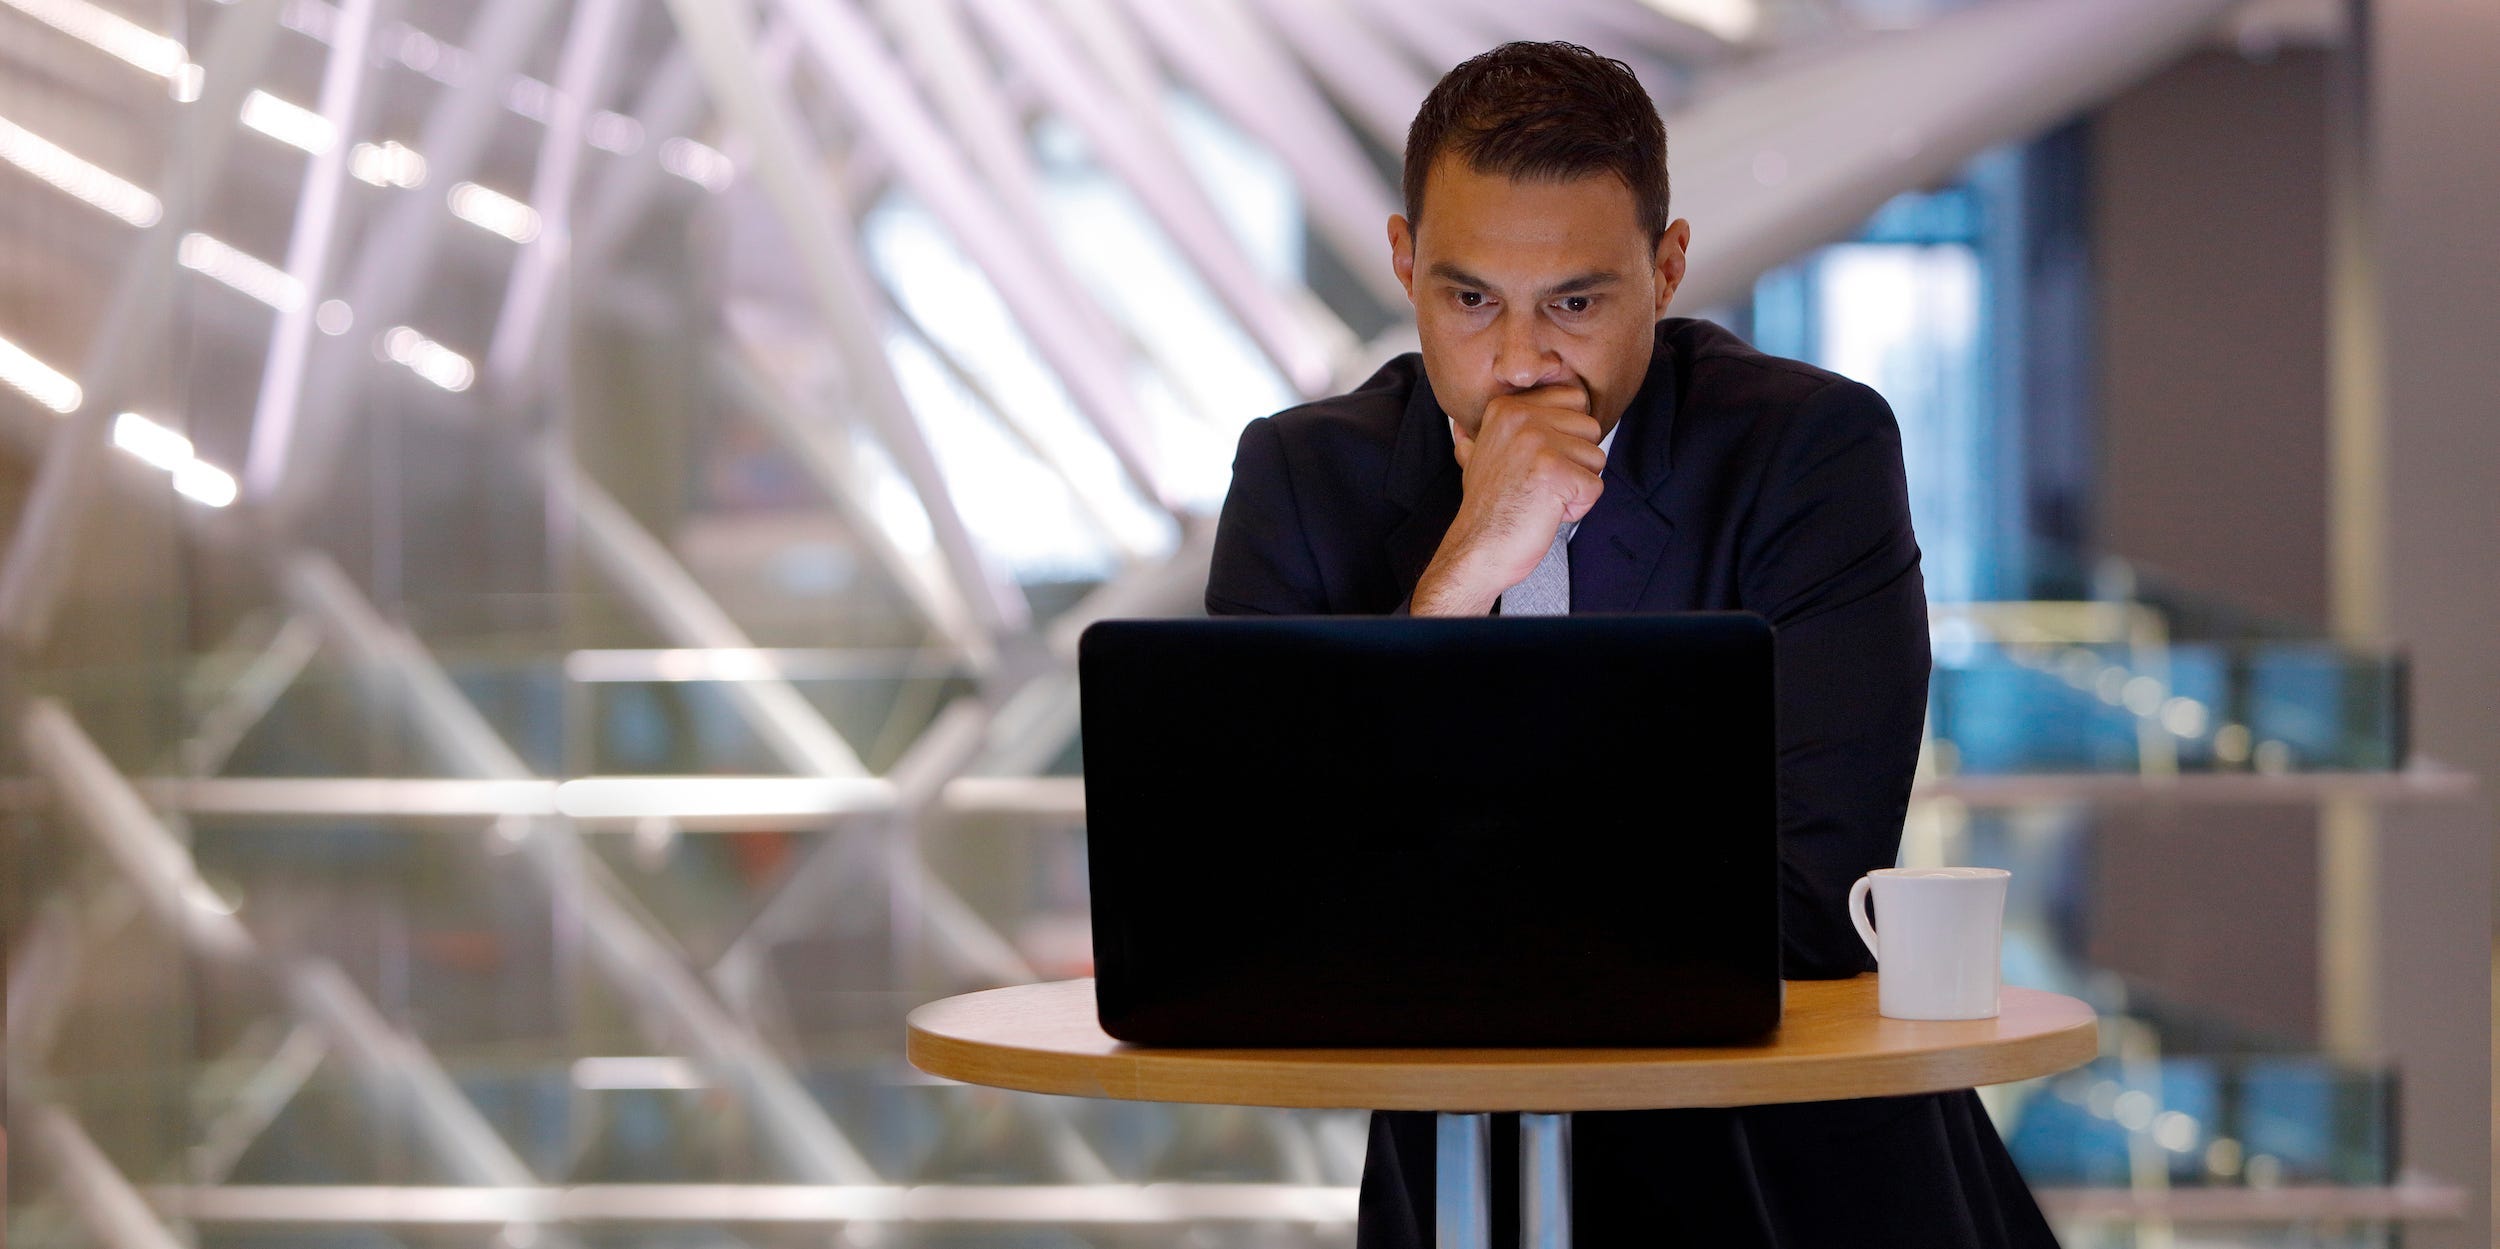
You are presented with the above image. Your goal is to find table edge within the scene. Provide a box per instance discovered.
[904,980,2101,1112]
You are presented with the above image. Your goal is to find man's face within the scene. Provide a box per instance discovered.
[1389,156,1691,440]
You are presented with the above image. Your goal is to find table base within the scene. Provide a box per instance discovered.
[1436,1112,1571,1249]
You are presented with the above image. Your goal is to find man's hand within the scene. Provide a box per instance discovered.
[1411,384,1606,616]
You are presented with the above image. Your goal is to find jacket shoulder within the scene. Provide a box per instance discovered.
[1664,318,1868,414]
[1256,353,1421,455]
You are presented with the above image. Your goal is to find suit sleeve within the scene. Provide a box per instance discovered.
[1739,378,1931,980]
[1206,417,1329,616]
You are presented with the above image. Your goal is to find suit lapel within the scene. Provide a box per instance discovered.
[1570,337,1679,613]
[1567,483,1673,613]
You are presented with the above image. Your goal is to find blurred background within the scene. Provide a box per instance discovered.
[2,0,2493,1246]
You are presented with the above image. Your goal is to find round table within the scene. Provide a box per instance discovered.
[907,975,2097,1249]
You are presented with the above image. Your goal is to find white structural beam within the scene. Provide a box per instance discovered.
[483,0,637,392]
[550,447,874,776]
[266,0,566,516]
[964,0,1346,396]
[664,0,1034,635]
[1664,0,2244,311]
[1116,0,1408,309]
[767,0,1172,509]
[0,0,287,651]
[22,1105,190,1249]
[1253,0,1437,150]
[19,700,564,1203]
[242,0,383,498]
[709,331,1002,664]
[277,552,882,1184]
[878,0,1054,233]
[110,767,2484,824]
[856,304,1156,560]
[1341,0,1490,82]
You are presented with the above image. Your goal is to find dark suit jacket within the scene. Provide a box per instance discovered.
[1205,319,2057,1248]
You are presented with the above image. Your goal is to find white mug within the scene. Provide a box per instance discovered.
[1848,867,2009,1020]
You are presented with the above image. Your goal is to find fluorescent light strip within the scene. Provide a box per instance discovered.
[505,75,555,122]
[267,3,721,188]
[586,111,642,154]
[0,113,162,227]
[174,458,240,507]
[446,180,540,244]
[1,0,191,78]
[112,412,240,507]
[659,137,733,191]
[241,90,335,155]
[0,332,82,414]
[380,326,474,392]
[571,1056,706,1090]
[177,233,304,310]
[1638,0,1761,41]
[348,140,426,187]
[111,411,192,469]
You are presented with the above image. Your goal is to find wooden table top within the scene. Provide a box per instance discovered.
[905,975,2099,1113]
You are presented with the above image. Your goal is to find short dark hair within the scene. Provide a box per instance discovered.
[1402,41,1670,240]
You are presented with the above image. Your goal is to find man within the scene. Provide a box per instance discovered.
[1205,42,2057,1249]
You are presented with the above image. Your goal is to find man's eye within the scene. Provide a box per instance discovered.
[1558,296,1593,314]
[1456,291,1485,309]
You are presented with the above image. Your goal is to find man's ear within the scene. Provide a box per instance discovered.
[1653,218,1692,316]
[1388,214,1417,304]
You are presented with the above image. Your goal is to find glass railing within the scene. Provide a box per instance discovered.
[1930,626,2407,775]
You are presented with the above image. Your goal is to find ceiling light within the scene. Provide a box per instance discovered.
[0,112,162,227]
[447,181,540,244]
[241,90,336,155]
[0,332,83,414]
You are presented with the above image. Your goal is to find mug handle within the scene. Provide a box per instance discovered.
[1848,875,1880,962]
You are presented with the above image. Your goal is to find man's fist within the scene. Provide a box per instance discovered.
[1412,384,1607,616]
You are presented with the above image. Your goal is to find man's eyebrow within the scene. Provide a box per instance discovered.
[1424,262,1622,297]
[1544,272,1621,296]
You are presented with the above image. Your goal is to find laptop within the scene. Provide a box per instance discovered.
[1077,613,1782,1047]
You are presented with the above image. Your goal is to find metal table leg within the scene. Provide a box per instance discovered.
[1435,1112,1491,1249]
[1520,1112,1572,1249]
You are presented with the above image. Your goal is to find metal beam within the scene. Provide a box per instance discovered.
[182,611,324,776]
[963,0,1348,396]
[188,1023,333,1183]
[0,0,287,650]
[1341,0,1489,71]
[862,302,1156,560]
[707,339,1001,666]
[267,0,566,517]
[1252,0,1435,150]
[21,1105,188,1249]
[278,551,882,1184]
[765,0,1173,509]
[112,767,2484,823]
[483,0,638,393]
[549,447,874,776]
[664,0,1035,634]
[19,699,559,1199]
[573,45,706,268]
[242,0,386,498]
[714,698,1031,986]
[1113,0,1408,309]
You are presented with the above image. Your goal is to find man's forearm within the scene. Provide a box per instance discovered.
[1408,550,1502,616]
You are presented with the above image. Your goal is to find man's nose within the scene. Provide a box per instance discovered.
[1492,308,1558,390]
